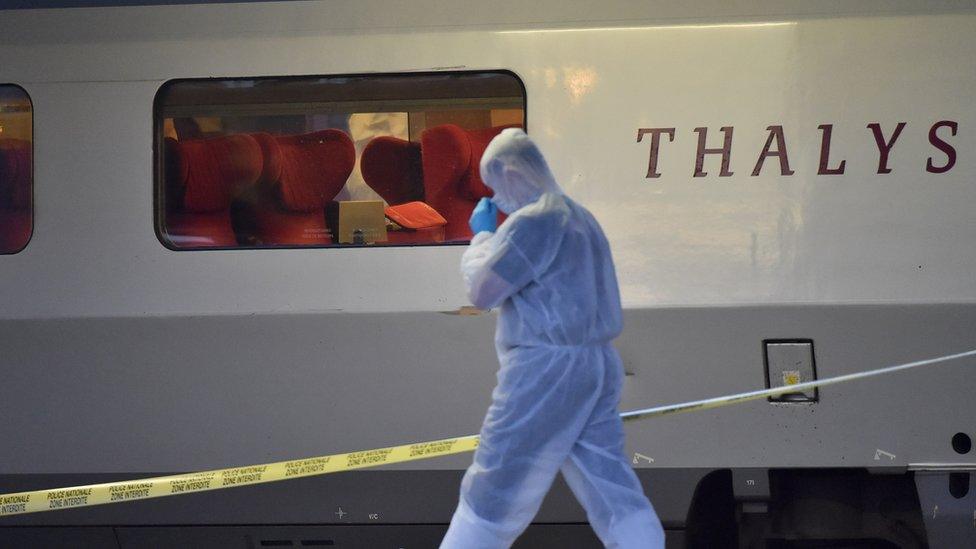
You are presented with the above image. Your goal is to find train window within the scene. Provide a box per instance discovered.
[154,71,525,250]
[0,85,33,255]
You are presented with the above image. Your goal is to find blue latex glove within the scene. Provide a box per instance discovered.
[469,197,498,234]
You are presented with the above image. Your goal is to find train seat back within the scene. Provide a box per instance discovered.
[360,136,424,206]
[0,138,32,253]
[235,130,355,246]
[163,134,264,248]
[360,124,518,242]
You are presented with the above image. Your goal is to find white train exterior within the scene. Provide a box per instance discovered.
[1,1,974,547]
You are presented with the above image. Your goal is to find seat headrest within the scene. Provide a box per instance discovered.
[361,136,424,205]
[167,134,263,213]
[269,129,355,212]
[421,124,521,201]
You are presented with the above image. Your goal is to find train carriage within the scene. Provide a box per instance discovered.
[1,1,975,546]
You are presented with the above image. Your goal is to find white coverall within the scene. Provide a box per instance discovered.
[441,129,665,549]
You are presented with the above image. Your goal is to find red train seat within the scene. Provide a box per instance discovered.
[360,136,423,206]
[162,134,264,248]
[236,130,355,246]
[0,138,32,253]
[421,124,517,241]
[361,124,517,242]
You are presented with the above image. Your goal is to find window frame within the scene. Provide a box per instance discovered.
[152,69,527,252]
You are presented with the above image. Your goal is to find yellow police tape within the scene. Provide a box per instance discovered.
[0,435,480,517]
[1,348,973,517]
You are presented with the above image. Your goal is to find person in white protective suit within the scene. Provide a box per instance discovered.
[441,128,665,549]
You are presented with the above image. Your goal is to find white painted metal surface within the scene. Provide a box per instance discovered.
[1,1,974,320]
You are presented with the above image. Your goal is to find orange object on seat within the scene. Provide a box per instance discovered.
[235,130,355,246]
[162,134,263,248]
[0,138,32,253]
[384,200,448,245]
[385,201,447,230]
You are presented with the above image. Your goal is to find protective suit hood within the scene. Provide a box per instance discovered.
[480,128,563,214]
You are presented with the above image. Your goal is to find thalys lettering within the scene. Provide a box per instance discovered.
[637,121,958,178]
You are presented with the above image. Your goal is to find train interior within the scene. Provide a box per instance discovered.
[155,73,524,250]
